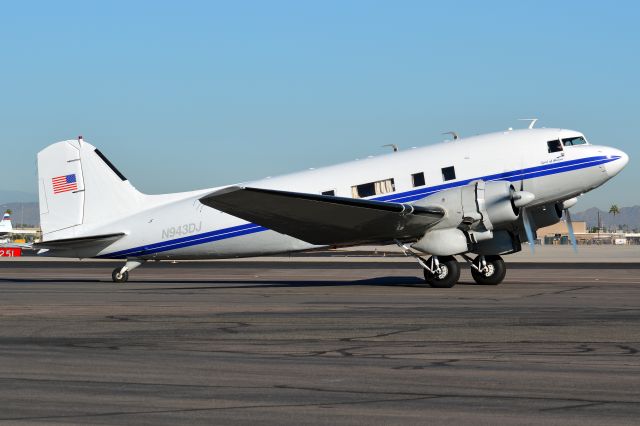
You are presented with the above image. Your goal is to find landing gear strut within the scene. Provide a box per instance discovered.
[395,241,461,288]
[469,255,506,285]
[112,259,145,283]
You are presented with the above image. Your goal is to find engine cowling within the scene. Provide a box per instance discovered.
[481,181,520,228]
[411,180,533,255]
[414,180,528,231]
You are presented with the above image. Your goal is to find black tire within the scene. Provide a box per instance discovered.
[423,256,460,288]
[471,255,506,285]
[112,268,129,283]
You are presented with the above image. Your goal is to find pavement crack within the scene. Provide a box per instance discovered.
[540,401,607,412]
[340,327,422,342]
[0,396,435,421]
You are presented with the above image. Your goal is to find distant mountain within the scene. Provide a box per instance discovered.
[0,202,39,227]
[572,205,640,231]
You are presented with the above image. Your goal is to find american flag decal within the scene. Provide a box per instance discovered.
[52,174,78,194]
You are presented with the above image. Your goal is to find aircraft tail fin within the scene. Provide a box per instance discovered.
[0,211,12,233]
[37,138,145,240]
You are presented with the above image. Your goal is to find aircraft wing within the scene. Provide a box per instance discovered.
[199,186,444,245]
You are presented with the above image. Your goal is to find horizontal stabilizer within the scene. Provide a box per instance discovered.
[200,187,444,245]
[34,233,125,249]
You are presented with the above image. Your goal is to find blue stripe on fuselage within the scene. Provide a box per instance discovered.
[102,223,268,258]
[378,155,614,203]
[100,155,617,259]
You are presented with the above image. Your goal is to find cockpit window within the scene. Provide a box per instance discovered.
[562,136,588,146]
[547,140,563,153]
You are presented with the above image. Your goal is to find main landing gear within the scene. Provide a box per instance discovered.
[112,259,144,283]
[396,242,506,287]
[423,255,460,288]
[468,254,506,285]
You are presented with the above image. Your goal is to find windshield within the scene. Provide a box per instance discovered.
[562,136,588,146]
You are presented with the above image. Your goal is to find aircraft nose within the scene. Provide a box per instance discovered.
[605,148,629,177]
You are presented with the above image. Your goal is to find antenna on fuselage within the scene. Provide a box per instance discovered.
[442,131,459,141]
[518,118,539,129]
[382,144,399,152]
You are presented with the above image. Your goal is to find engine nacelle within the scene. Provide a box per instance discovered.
[481,181,520,229]
[411,180,533,256]
[414,180,526,231]
[412,228,469,256]
[473,230,521,255]
[529,203,563,230]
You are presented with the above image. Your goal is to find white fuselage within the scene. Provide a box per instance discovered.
[46,128,628,259]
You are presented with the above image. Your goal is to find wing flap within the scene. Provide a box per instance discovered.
[200,187,444,245]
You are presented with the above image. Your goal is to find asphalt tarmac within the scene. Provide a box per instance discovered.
[0,260,639,425]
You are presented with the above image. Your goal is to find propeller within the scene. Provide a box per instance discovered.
[561,198,578,253]
[565,208,578,253]
[515,178,536,253]
[521,206,536,253]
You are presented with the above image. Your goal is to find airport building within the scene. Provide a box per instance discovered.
[537,221,640,245]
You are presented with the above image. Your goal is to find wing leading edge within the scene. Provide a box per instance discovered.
[199,186,444,246]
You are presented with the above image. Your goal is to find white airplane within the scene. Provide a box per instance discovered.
[0,212,13,237]
[34,126,628,286]
[0,212,34,249]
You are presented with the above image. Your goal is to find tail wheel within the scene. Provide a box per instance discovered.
[423,256,460,288]
[471,255,506,285]
[112,268,129,283]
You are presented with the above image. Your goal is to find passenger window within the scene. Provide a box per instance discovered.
[411,172,425,187]
[547,140,563,153]
[351,178,395,198]
[321,190,335,196]
[441,166,456,182]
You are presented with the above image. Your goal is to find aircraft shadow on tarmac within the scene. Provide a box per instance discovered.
[0,276,488,288]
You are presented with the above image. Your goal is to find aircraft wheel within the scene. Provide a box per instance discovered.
[471,255,506,285]
[424,256,460,288]
[112,268,129,283]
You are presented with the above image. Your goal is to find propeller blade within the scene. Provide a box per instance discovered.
[522,207,535,253]
[565,209,578,253]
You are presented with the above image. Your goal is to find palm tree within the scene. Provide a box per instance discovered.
[608,205,620,233]
[609,204,620,216]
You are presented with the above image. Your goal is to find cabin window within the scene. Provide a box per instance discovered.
[441,166,456,182]
[321,190,335,196]
[412,172,425,187]
[547,140,563,153]
[351,178,395,198]
[562,136,587,146]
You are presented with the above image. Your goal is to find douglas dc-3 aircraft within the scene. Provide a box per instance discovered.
[35,125,628,286]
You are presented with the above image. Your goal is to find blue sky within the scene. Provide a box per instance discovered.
[2,1,639,209]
